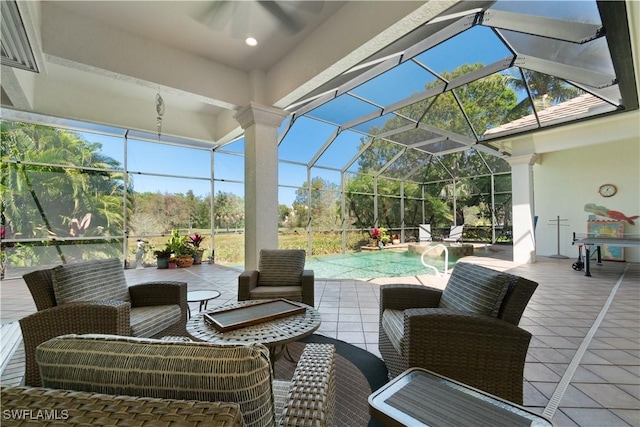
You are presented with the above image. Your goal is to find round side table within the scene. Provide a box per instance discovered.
[186,290,221,319]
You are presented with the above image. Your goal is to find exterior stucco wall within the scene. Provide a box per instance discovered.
[533,138,640,262]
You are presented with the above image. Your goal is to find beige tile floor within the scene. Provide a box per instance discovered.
[1,248,638,426]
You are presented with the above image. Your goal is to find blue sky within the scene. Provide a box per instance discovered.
[82,22,519,206]
[83,132,214,198]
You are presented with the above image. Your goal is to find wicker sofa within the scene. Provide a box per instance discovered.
[34,334,336,427]
[379,262,538,404]
[20,259,187,387]
[1,386,245,426]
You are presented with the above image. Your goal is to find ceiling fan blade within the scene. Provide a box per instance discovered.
[199,0,233,31]
[291,1,324,14]
[257,1,302,34]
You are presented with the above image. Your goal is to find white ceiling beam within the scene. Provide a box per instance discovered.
[31,68,219,145]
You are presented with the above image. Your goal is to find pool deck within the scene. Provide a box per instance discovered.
[1,244,638,426]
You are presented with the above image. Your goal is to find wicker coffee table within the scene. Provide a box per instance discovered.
[186,299,321,365]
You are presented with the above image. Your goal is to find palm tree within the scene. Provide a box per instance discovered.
[504,69,581,120]
[1,121,128,264]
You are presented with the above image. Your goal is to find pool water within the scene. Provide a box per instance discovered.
[305,250,457,280]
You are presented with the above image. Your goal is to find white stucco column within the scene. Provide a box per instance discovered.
[234,102,288,270]
[506,153,539,264]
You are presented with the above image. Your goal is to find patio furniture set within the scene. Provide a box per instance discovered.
[2,249,550,426]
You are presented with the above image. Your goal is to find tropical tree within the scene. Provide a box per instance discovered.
[130,190,211,234]
[182,189,210,230]
[344,173,375,229]
[505,69,581,120]
[214,191,244,232]
[290,202,309,228]
[1,121,128,264]
[294,177,340,230]
[278,204,292,227]
[344,63,517,233]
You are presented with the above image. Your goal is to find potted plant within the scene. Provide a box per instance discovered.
[153,246,173,269]
[188,233,206,264]
[175,246,196,268]
[370,227,390,248]
[168,230,195,268]
[168,257,177,269]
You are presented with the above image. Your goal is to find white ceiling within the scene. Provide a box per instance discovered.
[2,0,449,145]
[52,1,346,73]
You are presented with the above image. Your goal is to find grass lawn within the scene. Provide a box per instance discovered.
[131,229,371,267]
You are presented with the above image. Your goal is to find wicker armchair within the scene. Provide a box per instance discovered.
[20,259,187,387]
[238,249,314,307]
[36,334,336,427]
[379,262,537,404]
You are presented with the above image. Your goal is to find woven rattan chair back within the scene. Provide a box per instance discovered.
[23,268,58,310]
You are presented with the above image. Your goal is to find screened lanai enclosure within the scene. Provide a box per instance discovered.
[1,0,636,278]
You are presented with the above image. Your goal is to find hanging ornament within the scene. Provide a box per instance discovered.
[156,93,165,139]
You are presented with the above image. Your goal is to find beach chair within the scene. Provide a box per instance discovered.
[419,224,432,243]
[443,225,464,243]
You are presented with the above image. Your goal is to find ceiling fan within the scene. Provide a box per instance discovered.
[198,1,325,40]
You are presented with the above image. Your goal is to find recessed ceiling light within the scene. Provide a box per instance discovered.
[245,37,258,47]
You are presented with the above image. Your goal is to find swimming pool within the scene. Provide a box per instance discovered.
[305,250,458,280]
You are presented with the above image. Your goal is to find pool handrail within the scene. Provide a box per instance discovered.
[420,244,449,277]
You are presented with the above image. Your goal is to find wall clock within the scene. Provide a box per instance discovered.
[598,183,617,197]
